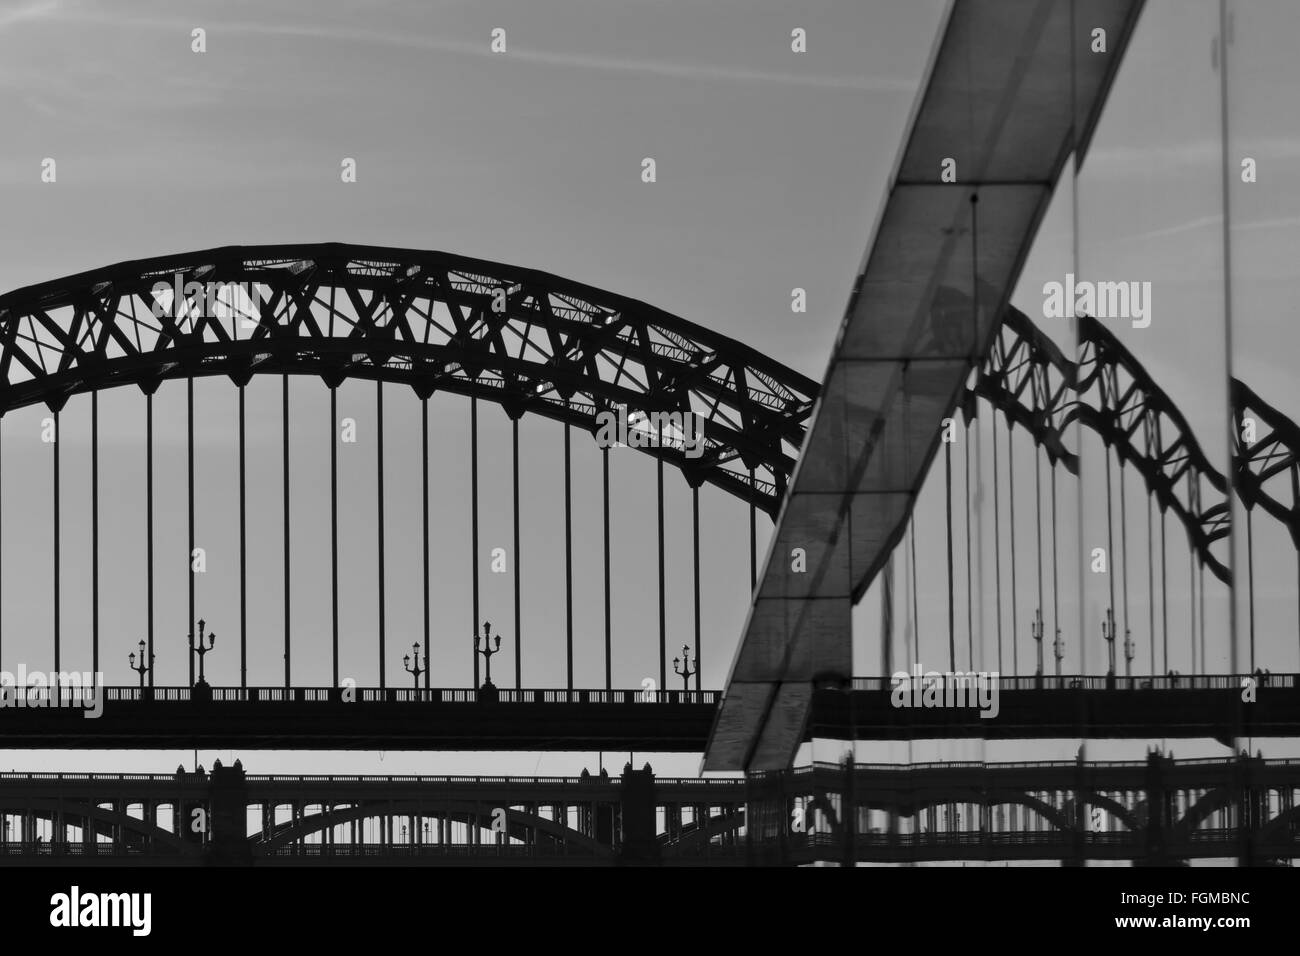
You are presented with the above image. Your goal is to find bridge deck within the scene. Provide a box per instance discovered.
[0,686,719,751]
[1,679,1296,748]
[2,676,1300,749]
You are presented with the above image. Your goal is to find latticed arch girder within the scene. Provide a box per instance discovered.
[965,305,1078,471]
[1073,316,1231,583]
[3,245,1294,564]
[968,307,1234,585]
[1233,379,1300,552]
[0,243,819,516]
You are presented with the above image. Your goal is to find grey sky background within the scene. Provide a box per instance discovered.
[0,0,1296,794]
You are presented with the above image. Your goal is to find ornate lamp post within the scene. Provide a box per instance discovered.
[1101,607,1117,683]
[403,643,424,689]
[672,645,695,692]
[1031,608,1045,686]
[128,640,153,690]
[474,622,502,689]
[189,619,215,686]
[1122,622,1135,679]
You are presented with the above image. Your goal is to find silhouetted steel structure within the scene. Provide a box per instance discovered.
[0,254,1297,755]
[3,672,1300,750]
[2,0,1297,871]
[972,308,1231,584]
[0,242,818,698]
[0,243,816,510]
[2,754,1296,866]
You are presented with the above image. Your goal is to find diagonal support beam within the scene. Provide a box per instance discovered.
[705,0,1148,772]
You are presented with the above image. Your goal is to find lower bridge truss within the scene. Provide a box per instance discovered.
[2,755,1298,866]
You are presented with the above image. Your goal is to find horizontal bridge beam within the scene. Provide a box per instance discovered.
[1,676,1296,749]
[810,682,1300,742]
[0,690,720,751]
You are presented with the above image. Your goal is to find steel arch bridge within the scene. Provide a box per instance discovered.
[6,0,1297,873]
[0,245,1299,753]
[0,242,819,742]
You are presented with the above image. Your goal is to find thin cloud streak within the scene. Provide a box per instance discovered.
[1115,213,1300,246]
[53,8,912,92]
[0,0,60,30]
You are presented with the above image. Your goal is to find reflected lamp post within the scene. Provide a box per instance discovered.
[1052,625,1065,681]
[1031,608,1044,687]
[1101,607,1117,686]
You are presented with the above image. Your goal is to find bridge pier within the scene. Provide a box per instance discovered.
[1233,751,1268,866]
[1062,755,1087,867]
[739,769,790,866]
[1138,751,1184,867]
[209,761,252,865]
[618,764,659,865]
